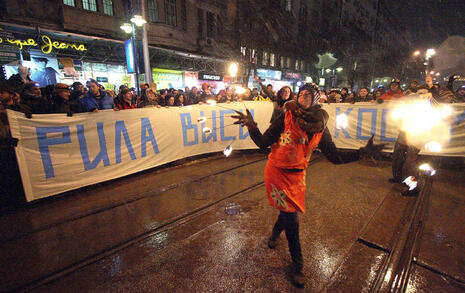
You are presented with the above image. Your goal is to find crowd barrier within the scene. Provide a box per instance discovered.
[7,102,465,201]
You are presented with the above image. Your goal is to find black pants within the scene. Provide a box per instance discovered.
[392,133,420,182]
[270,211,303,272]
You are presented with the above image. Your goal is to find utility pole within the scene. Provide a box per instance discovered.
[141,0,152,84]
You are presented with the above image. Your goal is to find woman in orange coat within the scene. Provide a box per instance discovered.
[233,83,384,288]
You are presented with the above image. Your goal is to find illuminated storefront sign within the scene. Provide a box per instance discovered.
[284,71,301,80]
[152,68,183,89]
[125,39,135,73]
[0,34,86,54]
[199,72,223,81]
[255,68,282,80]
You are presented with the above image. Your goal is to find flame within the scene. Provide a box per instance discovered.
[234,86,246,95]
[388,98,451,150]
[403,176,418,191]
[197,117,207,123]
[419,163,437,176]
[223,144,233,157]
[336,113,348,129]
[441,105,452,118]
[424,141,442,152]
[202,127,212,134]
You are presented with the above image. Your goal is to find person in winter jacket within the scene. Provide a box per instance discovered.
[49,83,81,115]
[137,88,161,108]
[378,79,404,102]
[8,65,33,89]
[21,83,50,114]
[79,81,114,112]
[270,85,295,122]
[232,83,385,288]
[115,88,136,110]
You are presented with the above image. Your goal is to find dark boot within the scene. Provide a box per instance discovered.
[391,140,407,183]
[291,268,306,288]
[282,212,305,287]
[268,214,285,249]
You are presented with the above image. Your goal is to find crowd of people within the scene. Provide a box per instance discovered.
[1,65,465,120]
[1,66,465,207]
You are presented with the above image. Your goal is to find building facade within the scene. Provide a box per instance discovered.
[0,0,408,91]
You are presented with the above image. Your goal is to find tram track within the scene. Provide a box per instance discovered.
[1,154,267,244]
[11,155,324,292]
[355,174,465,292]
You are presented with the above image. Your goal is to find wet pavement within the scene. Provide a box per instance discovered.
[0,152,464,292]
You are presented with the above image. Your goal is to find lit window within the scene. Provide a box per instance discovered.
[262,51,269,66]
[82,0,97,11]
[287,57,292,69]
[270,53,276,67]
[295,59,299,71]
[63,0,75,6]
[165,0,177,26]
[103,0,113,16]
[148,0,158,22]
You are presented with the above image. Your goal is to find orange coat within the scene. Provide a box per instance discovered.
[265,110,323,213]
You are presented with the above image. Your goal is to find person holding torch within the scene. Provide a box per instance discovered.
[232,83,385,288]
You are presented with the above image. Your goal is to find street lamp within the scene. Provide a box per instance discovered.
[325,68,332,73]
[425,48,436,60]
[120,23,133,34]
[336,67,343,72]
[121,13,147,96]
[131,15,147,26]
[229,62,238,78]
[413,50,421,56]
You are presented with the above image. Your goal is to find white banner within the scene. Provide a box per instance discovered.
[322,103,465,157]
[8,102,274,201]
[8,102,465,201]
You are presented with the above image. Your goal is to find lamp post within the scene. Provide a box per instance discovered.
[120,3,147,96]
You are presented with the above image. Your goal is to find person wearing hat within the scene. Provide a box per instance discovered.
[378,79,404,102]
[232,83,385,288]
[50,83,80,115]
[407,80,419,93]
[21,83,49,114]
[115,88,137,110]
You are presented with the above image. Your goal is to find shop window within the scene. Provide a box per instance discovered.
[63,0,75,6]
[103,0,113,16]
[198,9,204,38]
[206,12,215,38]
[270,53,276,67]
[165,0,177,26]
[82,0,97,11]
[181,0,187,30]
[148,0,159,22]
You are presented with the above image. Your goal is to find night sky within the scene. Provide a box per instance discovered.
[389,0,465,48]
